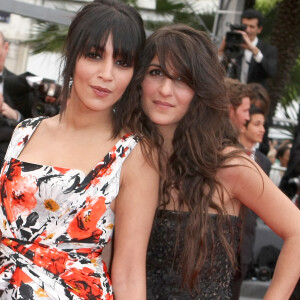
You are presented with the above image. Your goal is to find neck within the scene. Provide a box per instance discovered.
[239,135,255,150]
[157,124,177,155]
[60,98,114,134]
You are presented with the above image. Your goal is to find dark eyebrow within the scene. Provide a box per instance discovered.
[149,63,161,68]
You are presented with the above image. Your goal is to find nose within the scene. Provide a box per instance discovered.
[158,77,173,97]
[98,58,114,81]
[245,111,250,121]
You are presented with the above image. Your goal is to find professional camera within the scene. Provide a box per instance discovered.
[251,245,280,282]
[226,24,247,45]
[224,23,247,60]
[5,72,62,118]
[223,23,247,79]
[29,78,62,118]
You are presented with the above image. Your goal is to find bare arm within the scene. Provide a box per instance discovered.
[111,144,159,300]
[222,155,300,300]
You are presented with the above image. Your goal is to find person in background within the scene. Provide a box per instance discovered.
[248,82,270,155]
[270,143,292,186]
[130,23,300,299]
[225,77,251,132]
[233,105,272,299]
[0,31,23,167]
[267,139,278,164]
[0,1,159,299]
[248,82,270,115]
[218,9,278,89]
[239,105,271,174]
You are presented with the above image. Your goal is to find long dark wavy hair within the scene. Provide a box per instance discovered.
[127,24,244,289]
[59,0,146,140]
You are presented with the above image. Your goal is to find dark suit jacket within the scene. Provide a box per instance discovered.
[0,68,20,166]
[239,149,271,265]
[279,108,300,199]
[2,68,17,107]
[255,149,271,176]
[237,39,278,89]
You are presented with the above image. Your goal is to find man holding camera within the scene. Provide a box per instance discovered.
[0,31,23,167]
[218,9,278,89]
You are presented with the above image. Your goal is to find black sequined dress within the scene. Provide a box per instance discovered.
[146,209,241,300]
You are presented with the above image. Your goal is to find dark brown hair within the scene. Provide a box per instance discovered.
[241,8,264,27]
[225,77,252,110]
[245,105,265,128]
[131,24,243,289]
[247,82,270,116]
[59,0,145,138]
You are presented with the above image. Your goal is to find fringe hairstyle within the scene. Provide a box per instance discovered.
[59,0,145,138]
[58,0,159,165]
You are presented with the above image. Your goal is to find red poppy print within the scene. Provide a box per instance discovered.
[0,117,138,299]
[67,196,106,241]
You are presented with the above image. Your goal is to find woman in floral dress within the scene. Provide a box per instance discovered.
[0,1,159,299]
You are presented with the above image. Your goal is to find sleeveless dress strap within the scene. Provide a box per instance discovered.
[3,117,46,166]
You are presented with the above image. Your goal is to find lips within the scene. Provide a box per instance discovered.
[91,85,112,97]
[153,100,174,109]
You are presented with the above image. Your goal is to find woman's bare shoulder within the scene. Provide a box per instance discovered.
[218,146,262,192]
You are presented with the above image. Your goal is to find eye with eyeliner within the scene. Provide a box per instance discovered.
[115,57,132,68]
[147,65,186,84]
[87,52,101,59]
[86,47,102,60]
[149,68,164,76]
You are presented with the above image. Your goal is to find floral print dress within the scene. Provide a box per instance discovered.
[0,117,139,300]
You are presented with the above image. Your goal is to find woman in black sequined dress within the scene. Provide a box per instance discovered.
[132,24,300,299]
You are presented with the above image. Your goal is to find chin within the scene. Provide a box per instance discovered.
[153,117,174,126]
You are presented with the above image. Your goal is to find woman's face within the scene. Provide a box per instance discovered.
[71,33,134,114]
[141,55,194,129]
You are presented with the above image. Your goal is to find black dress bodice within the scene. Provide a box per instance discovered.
[146,209,241,300]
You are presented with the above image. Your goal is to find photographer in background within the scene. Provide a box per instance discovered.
[218,9,278,89]
[0,31,23,167]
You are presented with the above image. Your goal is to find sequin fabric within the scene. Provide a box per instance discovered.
[146,209,241,300]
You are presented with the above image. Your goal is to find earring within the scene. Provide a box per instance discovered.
[69,77,73,90]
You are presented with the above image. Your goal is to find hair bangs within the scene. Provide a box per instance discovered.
[155,35,194,87]
[76,8,142,68]
[110,15,143,68]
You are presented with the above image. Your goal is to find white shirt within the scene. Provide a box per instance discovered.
[240,37,263,83]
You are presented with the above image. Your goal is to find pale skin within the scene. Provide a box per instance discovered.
[12,34,159,300]
[219,156,300,300]
[142,56,300,299]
